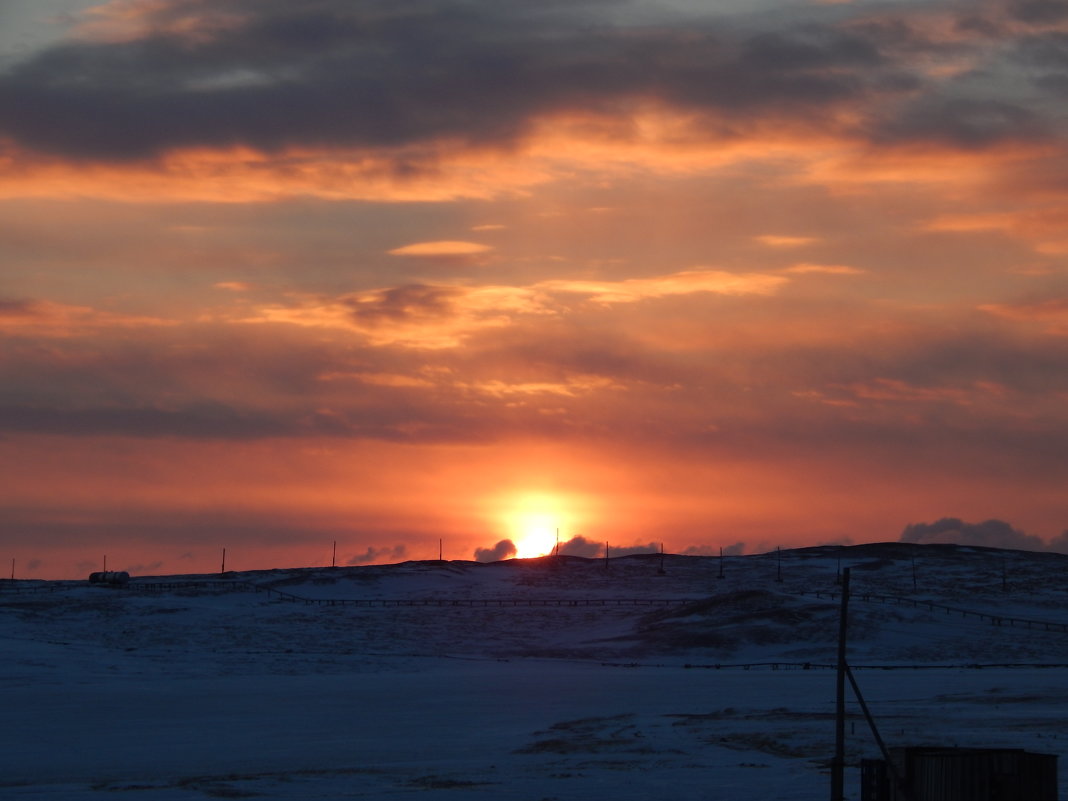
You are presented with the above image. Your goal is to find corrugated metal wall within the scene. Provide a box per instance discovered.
[861,747,1057,801]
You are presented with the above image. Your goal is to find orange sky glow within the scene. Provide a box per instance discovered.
[3,0,1068,578]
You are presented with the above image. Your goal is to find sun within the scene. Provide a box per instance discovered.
[500,494,569,559]
[512,512,560,558]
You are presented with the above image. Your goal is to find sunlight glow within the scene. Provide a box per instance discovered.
[503,494,569,558]
[512,513,559,558]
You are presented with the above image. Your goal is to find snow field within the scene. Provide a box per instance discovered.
[2,545,1067,799]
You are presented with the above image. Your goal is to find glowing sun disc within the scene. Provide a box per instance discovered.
[513,513,559,558]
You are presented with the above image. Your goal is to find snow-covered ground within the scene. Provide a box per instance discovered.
[2,544,1067,799]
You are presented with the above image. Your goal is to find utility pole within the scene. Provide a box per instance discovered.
[831,567,851,801]
[439,538,443,562]
[221,547,226,574]
[604,541,609,570]
[332,540,337,568]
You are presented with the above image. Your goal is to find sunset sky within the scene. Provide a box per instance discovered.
[4,0,1068,578]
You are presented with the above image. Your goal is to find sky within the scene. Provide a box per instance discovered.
[3,0,1068,578]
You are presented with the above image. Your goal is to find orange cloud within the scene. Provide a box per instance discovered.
[7,125,1030,210]
[926,208,1068,253]
[0,299,175,338]
[236,268,788,348]
[457,376,624,399]
[926,211,1024,232]
[784,263,865,275]
[795,379,1014,414]
[844,378,981,406]
[803,140,1064,194]
[0,105,859,205]
[319,371,436,389]
[755,235,819,248]
[387,240,494,259]
[0,143,555,204]
[241,284,551,349]
[73,0,248,45]
[980,299,1068,334]
[539,270,787,304]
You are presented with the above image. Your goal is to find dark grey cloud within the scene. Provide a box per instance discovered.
[1012,32,1068,96]
[474,539,516,562]
[0,403,293,439]
[5,294,1068,469]
[0,0,926,162]
[1044,530,1068,553]
[345,285,464,325]
[122,560,165,575]
[0,298,37,315]
[0,505,446,553]
[608,541,660,557]
[0,402,499,442]
[464,323,685,388]
[1007,0,1068,24]
[684,542,745,556]
[347,544,408,565]
[556,535,657,557]
[871,96,1046,147]
[0,320,492,441]
[776,328,1068,407]
[955,15,1006,38]
[558,535,603,558]
[900,517,1048,550]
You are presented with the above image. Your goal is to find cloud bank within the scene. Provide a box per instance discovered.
[900,517,1059,552]
[474,539,517,563]
[6,0,1068,577]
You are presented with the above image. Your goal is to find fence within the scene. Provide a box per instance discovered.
[670,661,1068,671]
[795,589,1068,633]
[132,580,699,607]
[0,581,77,594]
[12,577,1068,636]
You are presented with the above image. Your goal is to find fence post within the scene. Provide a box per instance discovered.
[831,567,850,801]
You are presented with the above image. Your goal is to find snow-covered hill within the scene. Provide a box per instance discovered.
[2,544,1067,799]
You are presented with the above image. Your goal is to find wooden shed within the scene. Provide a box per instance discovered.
[861,746,1057,801]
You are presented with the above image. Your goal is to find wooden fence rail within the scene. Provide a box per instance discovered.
[668,661,1068,671]
[125,579,699,608]
[260,595,695,607]
[796,589,1068,633]
[13,578,1068,635]
[0,581,74,594]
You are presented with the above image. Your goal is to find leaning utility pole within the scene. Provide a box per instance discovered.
[831,567,850,801]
